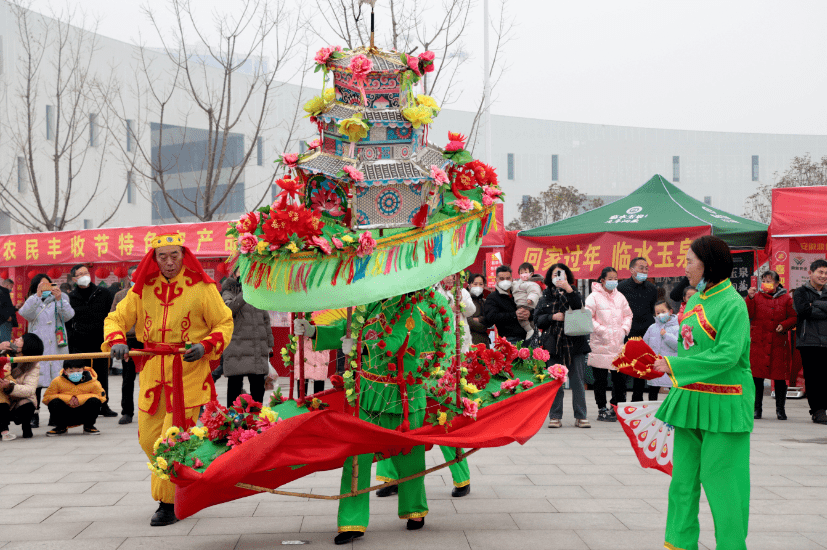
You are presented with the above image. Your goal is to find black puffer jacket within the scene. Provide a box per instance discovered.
[68,284,113,350]
[534,286,590,363]
[794,282,827,348]
[482,290,526,340]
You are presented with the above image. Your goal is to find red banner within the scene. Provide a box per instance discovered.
[767,237,827,289]
[0,221,235,267]
[512,226,711,280]
[481,203,505,247]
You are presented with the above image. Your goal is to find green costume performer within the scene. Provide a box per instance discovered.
[377,445,470,489]
[656,279,754,550]
[312,289,455,536]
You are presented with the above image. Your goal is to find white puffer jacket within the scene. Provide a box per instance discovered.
[584,282,633,370]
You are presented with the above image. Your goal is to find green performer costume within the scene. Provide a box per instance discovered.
[656,280,754,550]
[377,445,470,488]
[312,289,455,534]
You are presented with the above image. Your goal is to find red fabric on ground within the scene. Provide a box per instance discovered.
[172,379,561,518]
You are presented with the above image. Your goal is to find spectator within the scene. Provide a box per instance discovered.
[585,266,632,422]
[0,279,16,343]
[670,276,691,306]
[19,274,75,429]
[483,265,529,345]
[746,271,797,420]
[436,275,475,352]
[222,271,274,407]
[643,300,679,393]
[466,274,491,346]
[42,359,106,436]
[67,264,116,418]
[511,262,544,341]
[535,263,590,428]
[793,259,827,425]
[677,286,697,322]
[294,335,328,397]
[0,333,44,440]
[59,283,72,295]
[110,266,142,424]
[617,257,658,401]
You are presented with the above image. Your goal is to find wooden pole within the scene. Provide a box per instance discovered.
[4,350,165,364]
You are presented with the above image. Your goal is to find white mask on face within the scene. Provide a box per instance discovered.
[497,280,512,291]
[470,286,483,297]
[519,272,530,281]
[77,275,91,287]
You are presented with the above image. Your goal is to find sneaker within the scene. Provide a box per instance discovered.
[46,427,68,437]
[596,408,616,422]
[575,419,591,428]
[1,431,16,441]
[547,419,562,428]
[84,427,101,435]
[30,414,39,429]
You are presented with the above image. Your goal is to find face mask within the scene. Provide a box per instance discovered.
[497,280,512,291]
[41,290,51,299]
[130,281,135,287]
[67,372,83,383]
[519,272,530,281]
[77,275,91,287]
[761,282,775,293]
[470,286,483,297]
[657,313,670,323]
[696,277,707,293]
[634,272,648,283]
[604,280,618,291]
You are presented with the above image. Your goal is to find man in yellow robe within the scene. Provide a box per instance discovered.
[103,233,233,526]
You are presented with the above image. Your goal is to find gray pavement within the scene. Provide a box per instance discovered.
[1,377,826,550]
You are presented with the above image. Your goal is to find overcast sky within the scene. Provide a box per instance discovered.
[25,0,827,135]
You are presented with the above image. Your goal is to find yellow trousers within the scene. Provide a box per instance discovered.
[138,397,200,504]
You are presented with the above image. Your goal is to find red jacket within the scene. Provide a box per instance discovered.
[745,289,797,379]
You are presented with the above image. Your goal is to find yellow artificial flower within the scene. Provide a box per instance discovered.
[472,200,482,211]
[474,398,482,406]
[536,374,547,382]
[156,457,169,470]
[402,106,433,129]
[147,462,156,473]
[460,378,468,386]
[158,473,171,481]
[463,383,480,394]
[416,94,440,111]
[341,235,354,243]
[286,242,300,253]
[259,407,278,423]
[346,388,354,396]
[164,426,180,439]
[311,398,322,409]
[255,240,269,255]
[438,411,448,426]
[338,115,369,142]
[303,95,326,116]
[323,88,336,103]
[189,426,208,439]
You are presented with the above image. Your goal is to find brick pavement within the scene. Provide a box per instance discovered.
[1,377,826,550]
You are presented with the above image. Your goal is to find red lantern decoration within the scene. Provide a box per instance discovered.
[95,267,110,279]
[215,263,228,277]
[114,266,128,279]
[48,267,61,280]
[0,269,8,279]
[27,270,37,280]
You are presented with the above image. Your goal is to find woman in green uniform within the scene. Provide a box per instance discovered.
[653,235,753,550]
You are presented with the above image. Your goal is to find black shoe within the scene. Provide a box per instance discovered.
[406,517,425,530]
[597,407,617,422]
[451,484,470,498]
[22,424,33,438]
[150,502,178,526]
[376,485,398,497]
[754,406,762,420]
[334,531,363,545]
[30,414,39,429]
[776,407,787,420]
[813,410,827,425]
[100,407,118,418]
[110,367,123,375]
[118,415,133,425]
[84,426,101,435]
[46,427,68,437]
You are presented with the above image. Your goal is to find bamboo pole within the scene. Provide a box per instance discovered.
[3,350,168,364]
[235,448,481,501]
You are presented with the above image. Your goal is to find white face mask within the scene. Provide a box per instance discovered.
[519,272,530,281]
[497,280,512,291]
[469,286,483,297]
[77,275,91,287]
[657,313,670,323]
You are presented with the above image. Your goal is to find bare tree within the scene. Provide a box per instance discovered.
[0,1,124,231]
[505,183,604,231]
[743,153,827,223]
[103,0,305,223]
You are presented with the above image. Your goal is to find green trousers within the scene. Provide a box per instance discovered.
[377,446,470,488]
[337,412,428,533]
[665,427,750,550]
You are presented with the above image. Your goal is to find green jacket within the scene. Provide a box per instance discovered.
[656,280,754,433]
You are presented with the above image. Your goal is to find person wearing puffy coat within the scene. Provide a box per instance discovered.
[745,271,797,420]
[585,267,632,422]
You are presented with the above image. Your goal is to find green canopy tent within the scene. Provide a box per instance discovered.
[512,174,768,279]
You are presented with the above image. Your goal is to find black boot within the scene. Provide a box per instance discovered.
[30,412,39,429]
[451,484,471,497]
[754,405,762,419]
[776,389,787,420]
[376,484,398,497]
[150,502,179,526]
[406,517,425,530]
[334,531,364,545]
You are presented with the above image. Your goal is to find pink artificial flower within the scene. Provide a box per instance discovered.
[310,187,345,217]
[420,50,435,73]
[681,324,695,350]
[533,348,550,362]
[407,54,422,76]
[521,380,534,389]
[314,46,335,65]
[461,397,479,419]
[179,432,191,442]
[282,153,299,168]
[309,235,332,254]
[430,165,449,184]
[356,231,377,257]
[483,185,503,199]
[492,391,501,398]
[331,236,344,249]
[343,165,365,182]
[193,458,204,468]
[445,131,467,152]
[307,138,322,149]
[500,379,520,392]
[482,194,494,207]
[451,197,473,212]
[238,232,258,254]
[227,428,260,448]
[547,363,569,381]
[517,347,531,360]
[349,54,373,79]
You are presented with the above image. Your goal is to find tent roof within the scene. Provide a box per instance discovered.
[769,186,827,238]
[519,174,767,248]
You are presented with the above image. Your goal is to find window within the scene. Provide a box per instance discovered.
[127,171,134,204]
[551,154,558,181]
[507,153,514,180]
[522,194,530,205]
[752,155,759,181]
[704,196,712,205]
[89,114,98,147]
[257,137,264,166]
[46,105,55,140]
[17,156,27,192]
[672,156,680,182]
[126,120,134,152]
[83,219,92,229]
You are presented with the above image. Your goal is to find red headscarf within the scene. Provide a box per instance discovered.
[130,235,215,296]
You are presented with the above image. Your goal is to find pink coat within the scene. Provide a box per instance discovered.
[585,282,633,370]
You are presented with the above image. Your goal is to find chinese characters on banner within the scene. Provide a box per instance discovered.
[512,226,710,279]
[783,239,827,289]
[0,221,235,266]
[486,252,503,288]
[729,251,755,296]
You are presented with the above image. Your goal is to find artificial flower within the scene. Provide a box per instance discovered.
[258,407,278,423]
[255,240,270,255]
[533,348,551,362]
[189,426,208,439]
[420,50,436,72]
[323,88,336,103]
[461,397,479,419]
[416,94,440,111]
[430,165,449,184]
[276,176,303,197]
[517,347,531,360]
[342,234,355,243]
[339,115,369,142]
[236,211,260,234]
[307,138,322,149]
[451,197,473,213]
[153,438,163,453]
[238,232,258,254]
[164,426,180,439]
[407,54,422,76]
[445,131,466,152]
[682,324,695,350]
[309,235,333,254]
[314,45,339,65]
[156,457,169,470]
[303,96,326,117]
[282,153,299,169]
[520,380,534,389]
[193,458,204,469]
[356,231,377,257]
[547,363,569,381]
[402,105,433,129]
[438,411,448,425]
[349,54,373,79]
[286,242,300,253]
[227,428,259,449]
[462,383,480,394]
[343,165,365,181]
[310,187,345,217]
[331,236,344,249]
[500,379,520,392]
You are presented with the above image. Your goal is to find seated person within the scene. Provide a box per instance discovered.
[0,333,44,440]
[41,359,106,436]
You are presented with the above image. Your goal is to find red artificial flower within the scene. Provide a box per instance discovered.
[236,211,260,234]
[378,341,387,349]
[384,325,393,334]
[276,176,303,197]
[466,365,491,389]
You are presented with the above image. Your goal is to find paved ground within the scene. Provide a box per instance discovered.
[1,377,826,550]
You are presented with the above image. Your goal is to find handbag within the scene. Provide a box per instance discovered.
[564,308,594,337]
[54,301,68,348]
